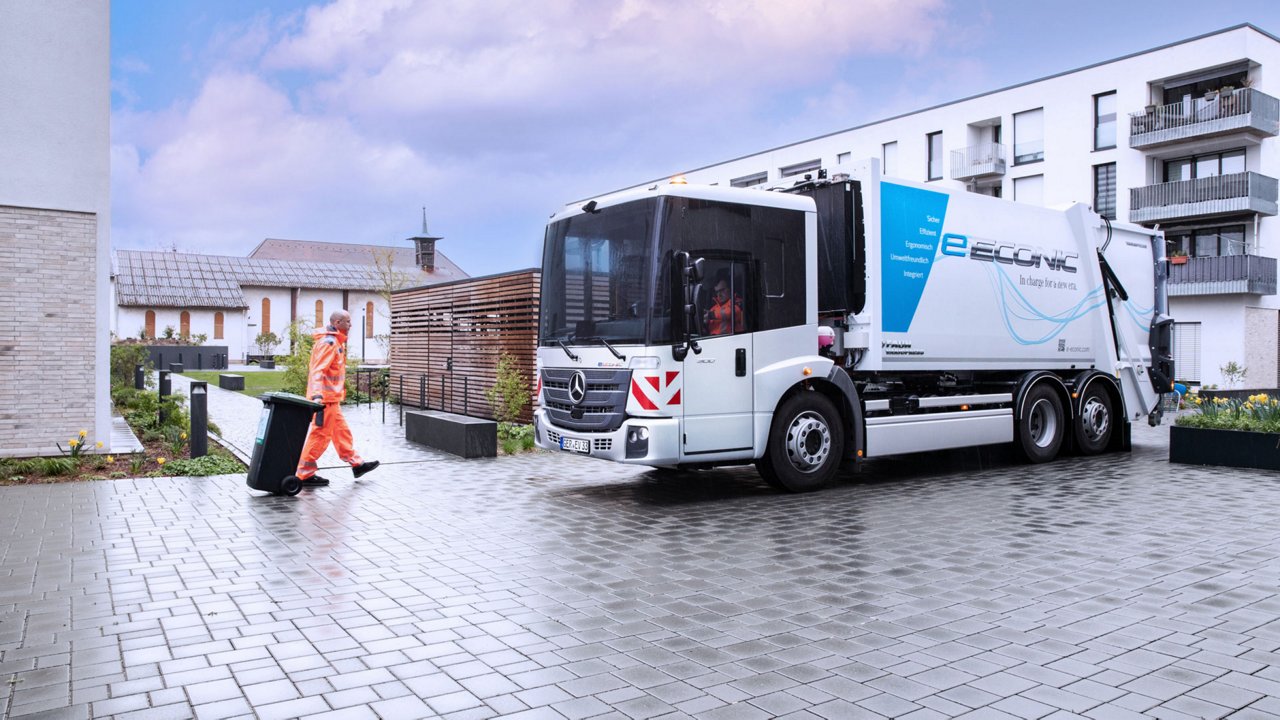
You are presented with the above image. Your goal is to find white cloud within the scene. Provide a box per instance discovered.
[114,0,956,274]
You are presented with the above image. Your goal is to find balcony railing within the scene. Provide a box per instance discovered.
[1129,88,1280,150]
[1165,254,1277,296]
[950,142,1006,181]
[1129,171,1278,223]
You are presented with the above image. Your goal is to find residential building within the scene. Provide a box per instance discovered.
[629,24,1280,389]
[110,230,467,365]
[0,2,111,457]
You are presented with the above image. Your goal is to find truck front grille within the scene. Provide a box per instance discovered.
[541,368,631,432]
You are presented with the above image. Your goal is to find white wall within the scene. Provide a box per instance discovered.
[0,1,110,453]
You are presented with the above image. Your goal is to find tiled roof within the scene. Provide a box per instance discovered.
[248,238,467,279]
[111,249,456,308]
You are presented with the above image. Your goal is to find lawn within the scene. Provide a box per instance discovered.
[184,370,288,397]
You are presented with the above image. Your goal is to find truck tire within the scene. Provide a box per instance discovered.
[1018,384,1064,463]
[757,392,844,493]
[1074,385,1113,455]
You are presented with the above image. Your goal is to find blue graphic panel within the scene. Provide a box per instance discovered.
[881,183,949,332]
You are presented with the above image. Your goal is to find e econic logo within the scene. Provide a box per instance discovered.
[940,233,1078,273]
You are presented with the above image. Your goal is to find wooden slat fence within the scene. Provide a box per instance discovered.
[390,269,540,422]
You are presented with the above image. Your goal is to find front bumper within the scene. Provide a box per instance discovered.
[534,409,681,465]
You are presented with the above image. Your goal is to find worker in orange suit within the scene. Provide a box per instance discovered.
[293,309,379,487]
[704,270,744,336]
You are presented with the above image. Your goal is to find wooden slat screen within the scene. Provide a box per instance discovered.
[390,269,540,422]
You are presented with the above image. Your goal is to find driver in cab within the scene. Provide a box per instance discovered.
[704,271,744,336]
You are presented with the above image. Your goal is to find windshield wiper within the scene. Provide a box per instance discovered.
[554,339,580,362]
[573,335,626,360]
[590,337,626,361]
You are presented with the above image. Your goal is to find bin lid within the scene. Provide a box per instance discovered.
[258,391,323,409]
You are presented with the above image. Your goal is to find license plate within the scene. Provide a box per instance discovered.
[559,436,590,454]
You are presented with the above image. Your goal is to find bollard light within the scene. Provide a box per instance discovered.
[189,382,208,458]
[158,370,171,425]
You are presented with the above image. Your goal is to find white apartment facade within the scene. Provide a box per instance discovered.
[644,24,1280,389]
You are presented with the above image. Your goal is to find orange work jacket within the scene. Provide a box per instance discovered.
[307,327,348,404]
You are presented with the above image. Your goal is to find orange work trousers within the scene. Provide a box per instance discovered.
[295,402,364,479]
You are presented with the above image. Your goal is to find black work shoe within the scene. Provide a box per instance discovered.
[352,461,380,479]
[300,475,330,487]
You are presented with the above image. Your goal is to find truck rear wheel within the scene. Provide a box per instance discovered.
[1074,385,1113,455]
[757,392,844,493]
[1018,385,1064,463]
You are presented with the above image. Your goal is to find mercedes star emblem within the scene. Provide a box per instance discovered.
[568,371,587,405]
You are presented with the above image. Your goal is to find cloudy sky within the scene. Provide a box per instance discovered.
[112,0,1280,277]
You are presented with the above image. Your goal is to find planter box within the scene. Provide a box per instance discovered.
[1170,424,1280,470]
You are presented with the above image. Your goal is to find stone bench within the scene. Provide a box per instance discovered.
[218,374,245,391]
[169,362,184,374]
[405,410,496,458]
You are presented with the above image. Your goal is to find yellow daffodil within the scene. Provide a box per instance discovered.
[68,439,78,447]
[79,429,87,438]
[180,432,187,441]
[106,455,114,463]
[95,441,104,449]
[157,457,166,465]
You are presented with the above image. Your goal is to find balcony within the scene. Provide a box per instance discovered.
[1165,254,1277,296]
[1129,171,1278,224]
[950,142,1006,181]
[1129,88,1280,152]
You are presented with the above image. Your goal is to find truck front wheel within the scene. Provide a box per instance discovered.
[757,392,845,493]
[1018,385,1065,463]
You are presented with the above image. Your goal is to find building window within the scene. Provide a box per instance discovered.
[926,132,943,180]
[780,159,821,178]
[1164,149,1246,182]
[1172,322,1201,384]
[1013,174,1044,206]
[261,298,271,335]
[144,310,156,339]
[730,171,767,188]
[1093,163,1116,220]
[315,299,324,327]
[837,152,851,165]
[1094,92,1116,150]
[213,312,224,340]
[366,302,375,338]
[180,311,190,338]
[1013,108,1044,164]
[882,141,898,176]
[1166,224,1246,258]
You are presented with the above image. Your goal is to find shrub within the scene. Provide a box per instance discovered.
[110,344,153,389]
[486,353,530,424]
[164,454,244,476]
[497,422,535,455]
[281,320,315,396]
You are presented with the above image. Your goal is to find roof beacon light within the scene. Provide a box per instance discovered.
[670,175,688,185]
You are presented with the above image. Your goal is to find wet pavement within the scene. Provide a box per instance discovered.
[3,388,1280,719]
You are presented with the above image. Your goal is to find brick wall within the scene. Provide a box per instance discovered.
[0,205,99,456]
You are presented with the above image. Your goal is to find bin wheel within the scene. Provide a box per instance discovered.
[281,476,303,496]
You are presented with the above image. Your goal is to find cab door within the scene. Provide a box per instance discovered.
[682,258,754,454]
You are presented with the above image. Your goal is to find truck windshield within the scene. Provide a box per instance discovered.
[540,198,660,346]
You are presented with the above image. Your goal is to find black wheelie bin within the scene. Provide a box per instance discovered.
[246,392,322,496]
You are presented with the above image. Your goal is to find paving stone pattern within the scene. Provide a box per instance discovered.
[3,399,1280,719]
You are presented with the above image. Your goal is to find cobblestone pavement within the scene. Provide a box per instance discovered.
[4,399,1280,719]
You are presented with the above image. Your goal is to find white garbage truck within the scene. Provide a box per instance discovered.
[534,159,1174,491]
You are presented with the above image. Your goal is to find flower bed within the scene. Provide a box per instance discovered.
[1171,393,1280,470]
